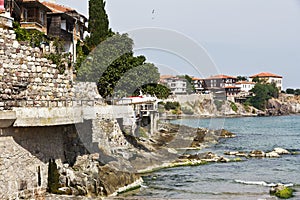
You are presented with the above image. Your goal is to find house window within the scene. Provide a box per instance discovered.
[40,11,45,25]
[23,8,28,21]
[61,19,67,31]
[76,24,80,35]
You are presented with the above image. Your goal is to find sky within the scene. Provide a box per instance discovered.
[56,0,300,89]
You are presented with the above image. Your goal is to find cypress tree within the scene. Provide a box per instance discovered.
[88,0,110,48]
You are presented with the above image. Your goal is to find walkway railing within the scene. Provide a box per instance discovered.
[0,99,98,110]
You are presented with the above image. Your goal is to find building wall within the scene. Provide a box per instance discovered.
[249,77,283,91]
[47,15,61,37]
[166,79,187,94]
[237,83,255,93]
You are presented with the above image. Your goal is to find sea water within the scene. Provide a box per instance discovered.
[133,115,300,199]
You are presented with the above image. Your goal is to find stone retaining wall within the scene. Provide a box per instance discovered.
[0,28,74,110]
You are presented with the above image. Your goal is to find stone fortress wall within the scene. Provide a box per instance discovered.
[0,28,74,110]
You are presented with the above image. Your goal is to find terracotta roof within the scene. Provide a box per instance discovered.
[250,72,282,78]
[42,1,75,13]
[192,77,203,81]
[23,0,41,2]
[236,81,255,85]
[225,86,240,89]
[160,75,175,79]
[206,74,237,79]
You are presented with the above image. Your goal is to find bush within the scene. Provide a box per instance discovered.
[286,88,295,94]
[181,106,194,115]
[164,101,180,111]
[230,102,238,112]
[243,102,251,112]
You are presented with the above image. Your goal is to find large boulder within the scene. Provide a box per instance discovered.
[274,148,290,155]
[249,150,265,157]
[266,151,280,158]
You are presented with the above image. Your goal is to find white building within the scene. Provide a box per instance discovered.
[249,72,283,91]
[235,81,255,93]
[160,75,187,95]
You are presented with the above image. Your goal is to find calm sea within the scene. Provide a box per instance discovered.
[131,115,300,199]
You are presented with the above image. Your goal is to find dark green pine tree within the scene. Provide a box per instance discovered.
[88,0,110,48]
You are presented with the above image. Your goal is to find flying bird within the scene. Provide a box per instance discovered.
[152,9,155,20]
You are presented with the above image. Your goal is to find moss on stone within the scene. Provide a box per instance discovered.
[275,187,293,199]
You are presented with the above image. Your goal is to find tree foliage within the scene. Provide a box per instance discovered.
[77,0,163,99]
[247,83,279,110]
[78,31,163,98]
[133,83,171,99]
[47,159,60,194]
[184,75,195,94]
[286,88,295,94]
[87,0,111,48]
[237,76,247,81]
[13,22,46,47]
[164,101,180,111]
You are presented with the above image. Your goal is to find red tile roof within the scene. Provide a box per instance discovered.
[160,75,175,79]
[250,72,282,78]
[192,77,203,81]
[42,1,75,13]
[224,86,240,89]
[206,74,237,79]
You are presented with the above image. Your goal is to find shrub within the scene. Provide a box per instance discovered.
[230,102,238,112]
[164,101,180,111]
[214,100,224,111]
[243,102,251,112]
[47,159,60,194]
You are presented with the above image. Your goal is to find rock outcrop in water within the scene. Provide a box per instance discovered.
[270,184,294,199]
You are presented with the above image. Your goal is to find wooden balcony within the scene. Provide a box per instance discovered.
[20,18,47,34]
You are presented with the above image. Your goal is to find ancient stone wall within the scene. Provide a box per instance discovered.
[0,125,87,199]
[0,28,74,110]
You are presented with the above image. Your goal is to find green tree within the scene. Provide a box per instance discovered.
[77,33,134,82]
[286,88,295,94]
[177,75,195,94]
[47,159,60,193]
[113,61,160,97]
[133,83,171,99]
[184,75,195,94]
[87,0,111,48]
[252,76,260,83]
[78,1,164,99]
[237,76,247,81]
[295,89,300,96]
[247,83,279,110]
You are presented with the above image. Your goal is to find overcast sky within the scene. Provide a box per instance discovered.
[56,0,300,89]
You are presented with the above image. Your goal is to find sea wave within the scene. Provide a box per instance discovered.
[234,180,294,187]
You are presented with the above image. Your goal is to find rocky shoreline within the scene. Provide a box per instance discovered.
[161,94,300,119]
[43,119,300,200]
[43,122,237,199]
